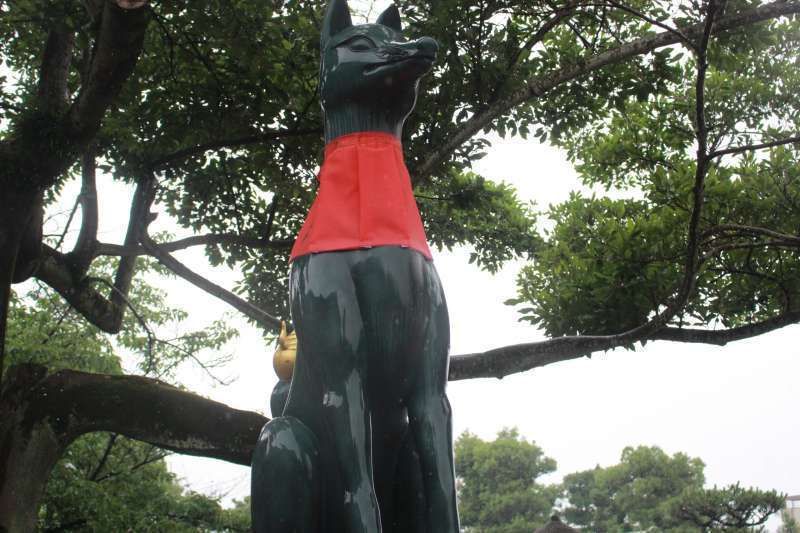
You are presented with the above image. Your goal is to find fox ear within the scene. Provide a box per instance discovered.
[376,4,402,32]
[321,0,353,48]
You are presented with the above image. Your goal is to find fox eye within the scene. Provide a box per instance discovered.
[347,38,374,52]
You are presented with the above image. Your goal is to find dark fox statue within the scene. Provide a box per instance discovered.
[251,1,459,532]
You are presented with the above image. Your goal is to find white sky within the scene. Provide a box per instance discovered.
[75,134,794,526]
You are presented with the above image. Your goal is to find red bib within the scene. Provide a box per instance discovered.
[290,132,432,261]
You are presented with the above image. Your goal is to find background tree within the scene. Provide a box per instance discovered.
[454,432,783,533]
[1,0,799,529]
[456,429,558,532]
[562,446,783,531]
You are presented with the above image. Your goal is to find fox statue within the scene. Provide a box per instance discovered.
[250,1,459,532]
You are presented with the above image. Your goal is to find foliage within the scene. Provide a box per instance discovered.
[39,433,249,532]
[669,483,784,531]
[512,15,800,337]
[5,261,245,531]
[4,256,237,379]
[562,446,782,532]
[455,429,558,533]
[454,432,784,533]
[419,170,541,273]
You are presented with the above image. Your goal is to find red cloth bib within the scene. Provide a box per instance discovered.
[290,132,432,261]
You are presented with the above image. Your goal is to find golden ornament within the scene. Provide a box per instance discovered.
[273,321,297,381]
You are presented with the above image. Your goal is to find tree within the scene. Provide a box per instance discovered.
[562,446,783,531]
[563,446,705,530]
[454,433,782,533]
[1,0,799,528]
[456,429,558,532]
[4,259,250,531]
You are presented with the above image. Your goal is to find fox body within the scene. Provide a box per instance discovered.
[251,2,459,533]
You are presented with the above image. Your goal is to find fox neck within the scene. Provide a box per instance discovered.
[323,95,415,144]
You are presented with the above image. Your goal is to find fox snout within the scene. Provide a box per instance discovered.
[377,37,438,63]
[364,37,438,79]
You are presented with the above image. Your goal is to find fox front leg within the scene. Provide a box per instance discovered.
[251,416,322,533]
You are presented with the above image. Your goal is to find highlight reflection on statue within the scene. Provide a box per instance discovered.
[250,1,460,531]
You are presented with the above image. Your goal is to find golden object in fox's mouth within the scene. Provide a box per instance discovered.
[273,320,297,381]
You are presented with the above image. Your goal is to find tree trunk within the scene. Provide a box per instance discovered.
[0,365,66,533]
[0,363,268,532]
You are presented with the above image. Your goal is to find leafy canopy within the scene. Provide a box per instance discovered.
[455,431,784,533]
[455,428,558,533]
[562,445,784,532]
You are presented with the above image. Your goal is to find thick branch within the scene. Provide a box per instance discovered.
[67,1,150,142]
[96,233,293,257]
[111,177,156,312]
[447,311,800,380]
[38,24,75,115]
[24,368,268,465]
[416,0,800,180]
[0,1,150,194]
[68,147,99,275]
[35,245,125,333]
[139,233,282,331]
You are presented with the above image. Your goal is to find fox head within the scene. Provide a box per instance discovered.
[320,0,438,142]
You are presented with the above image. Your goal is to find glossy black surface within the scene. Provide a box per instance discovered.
[270,379,290,418]
[253,248,458,532]
[320,5,437,142]
[251,1,458,531]
[252,416,321,533]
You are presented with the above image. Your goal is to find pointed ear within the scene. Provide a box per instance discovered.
[321,0,353,48]
[376,4,402,32]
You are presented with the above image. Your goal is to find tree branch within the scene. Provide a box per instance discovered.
[139,233,282,331]
[649,312,800,345]
[599,1,694,49]
[67,147,99,275]
[416,0,800,180]
[38,24,75,115]
[489,2,580,103]
[96,233,293,257]
[0,1,150,194]
[35,245,125,333]
[110,177,156,313]
[88,433,118,481]
[24,367,268,465]
[67,1,151,143]
[709,134,800,158]
[702,224,800,244]
[447,311,800,380]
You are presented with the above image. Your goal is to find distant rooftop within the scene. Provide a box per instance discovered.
[787,495,800,502]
